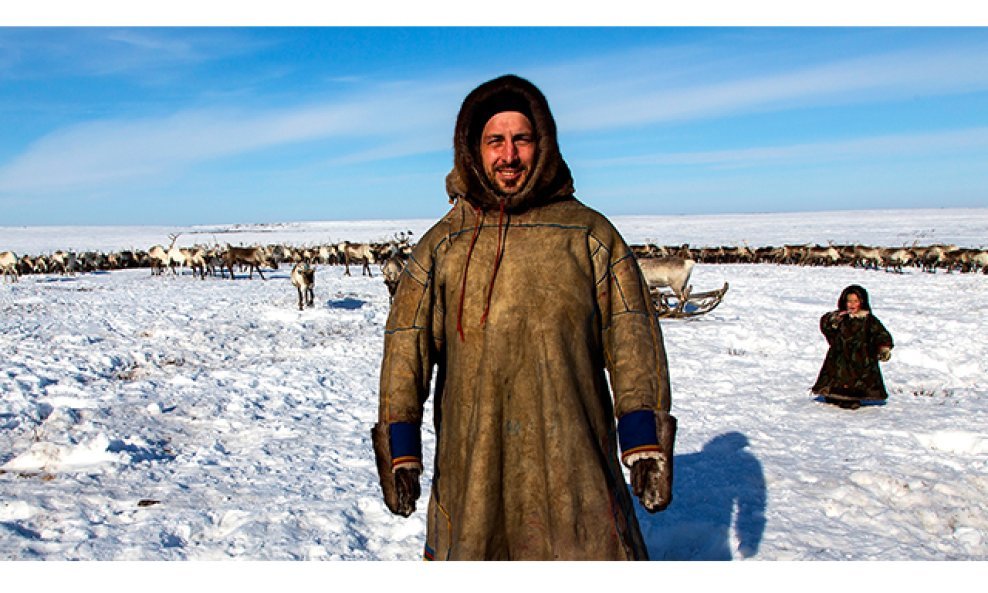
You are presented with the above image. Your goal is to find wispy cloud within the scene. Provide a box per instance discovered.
[0,28,268,80]
[4,35,988,199]
[0,80,460,193]
[547,42,988,131]
[591,126,988,169]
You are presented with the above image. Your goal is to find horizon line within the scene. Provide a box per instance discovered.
[1,204,985,230]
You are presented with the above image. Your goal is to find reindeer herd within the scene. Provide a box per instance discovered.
[2,235,984,312]
[0,232,415,311]
[631,241,988,274]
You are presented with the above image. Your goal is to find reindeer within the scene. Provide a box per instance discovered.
[967,248,988,274]
[697,246,725,264]
[395,231,415,257]
[266,244,292,266]
[290,261,316,310]
[340,241,375,277]
[180,246,210,279]
[114,250,139,269]
[318,244,340,265]
[754,246,780,263]
[637,256,695,312]
[147,234,181,276]
[17,254,36,276]
[380,257,405,303]
[1,251,20,283]
[378,231,415,301]
[736,241,756,264]
[103,252,120,271]
[946,247,985,274]
[800,245,840,267]
[850,244,882,270]
[776,244,805,265]
[673,244,693,260]
[881,247,913,274]
[719,245,742,263]
[222,245,278,280]
[49,250,78,275]
[32,255,50,275]
[165,234,188,275]
[630,243,680,259]
[917,244,958,273]
[76,251,103,273]
[203,242,225,277]
[297,246,317,265]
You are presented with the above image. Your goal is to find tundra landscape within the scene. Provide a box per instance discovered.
[1,208,987,561]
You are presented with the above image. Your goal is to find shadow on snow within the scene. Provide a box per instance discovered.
[637,431,767,560]
[107,438,177,464]
[328,297,366,310]
[812,395,887,408]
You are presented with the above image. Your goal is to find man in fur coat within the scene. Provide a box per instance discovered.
[373,75,676,560]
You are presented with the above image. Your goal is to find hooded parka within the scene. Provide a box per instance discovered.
[375,75,672,560]
[811,285,894,402]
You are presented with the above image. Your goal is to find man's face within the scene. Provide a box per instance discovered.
[480,111,536,194]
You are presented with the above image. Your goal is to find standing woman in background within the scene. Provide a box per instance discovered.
[812,284,894,410]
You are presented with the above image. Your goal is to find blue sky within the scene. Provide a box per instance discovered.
[1,25,987,226]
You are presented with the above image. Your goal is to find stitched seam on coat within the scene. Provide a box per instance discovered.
[412,285,429,331]
[440,221,589,243]
[405,252,429,286]
[384,325,427,335]
[436,499,452,560]
[650,321,667,410]
[511,222,588,231]
[611,261,631,312]
[616,249,666,409]
[590,239,611,286]
[612,252,635,266]
[408,259,433,331]
[611,310,649,320]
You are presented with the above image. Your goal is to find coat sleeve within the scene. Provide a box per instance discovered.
[376,240,441,473]
[820,311,842,345]
[869,315,894,352]
[591,232,672,467]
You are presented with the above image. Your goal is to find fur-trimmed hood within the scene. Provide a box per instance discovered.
[445,75,574,213]
[838,284,872,312]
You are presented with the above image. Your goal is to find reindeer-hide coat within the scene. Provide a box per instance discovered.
[376,75,671,560]
[812,310,893,401]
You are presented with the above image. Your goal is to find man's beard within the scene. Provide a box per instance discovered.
[489,163,529,194]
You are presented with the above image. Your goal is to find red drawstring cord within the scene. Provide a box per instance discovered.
[456,206,484,342]
[455,199,509,340]
[481,199,507,326]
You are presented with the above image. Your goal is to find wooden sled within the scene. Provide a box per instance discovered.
[650,282,729,318]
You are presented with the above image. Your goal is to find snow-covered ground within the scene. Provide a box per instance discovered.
[1,208,987,562]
